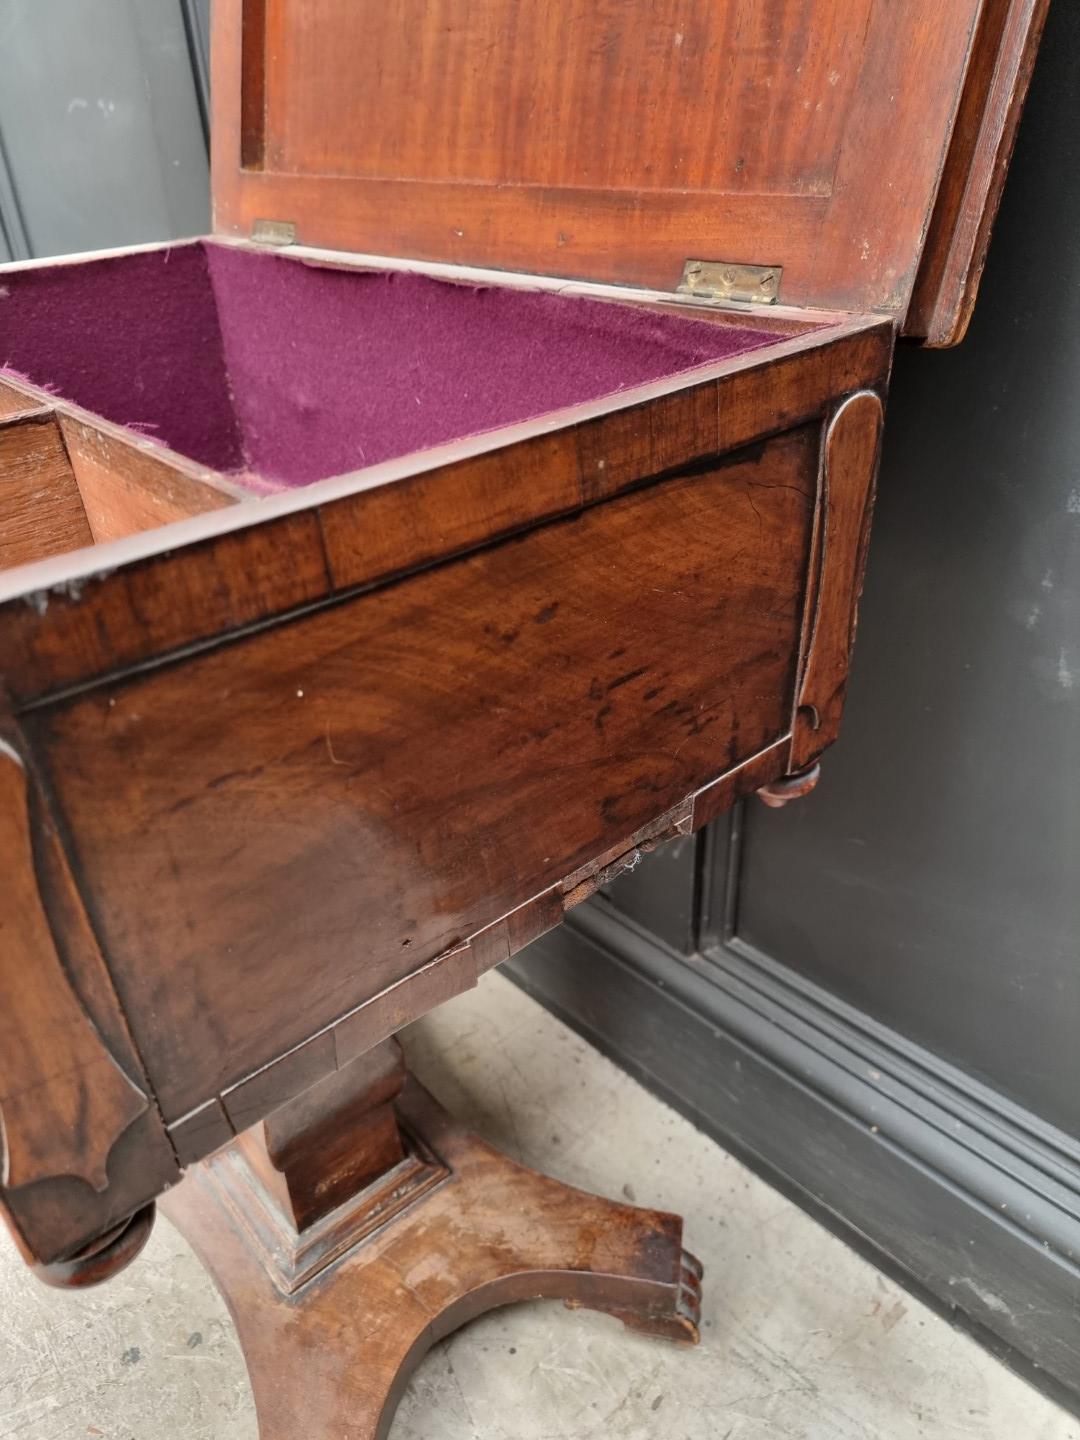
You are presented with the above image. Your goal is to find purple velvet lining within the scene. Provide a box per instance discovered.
[0,243,244,471]
[0,240,787,490]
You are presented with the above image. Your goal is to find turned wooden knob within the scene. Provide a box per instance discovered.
[31,1204,156,1290]
[756,763,821,809]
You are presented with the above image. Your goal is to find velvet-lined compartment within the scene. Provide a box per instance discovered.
[0,240,795,491]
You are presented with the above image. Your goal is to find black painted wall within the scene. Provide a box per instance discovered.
[513,0,1080,1410]
[735,15,1080,1133]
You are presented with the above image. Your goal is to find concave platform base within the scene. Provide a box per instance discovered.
[161,1075,701,1440]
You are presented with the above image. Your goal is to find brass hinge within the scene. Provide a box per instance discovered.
[678,259,782,306]
[251,218,297,246]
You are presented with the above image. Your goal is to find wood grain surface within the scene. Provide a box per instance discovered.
[0,725,181,1264]
[0,744,148,1196]
[59,415,241,543]
[0,378,42,419]
[0,413,93,570]
[28,430,818,1124]
[211,0,1041,335]
[0,738,183,1265]
[907,0,1052,345]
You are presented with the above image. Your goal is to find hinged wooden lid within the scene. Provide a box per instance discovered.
[211,0,1047,345]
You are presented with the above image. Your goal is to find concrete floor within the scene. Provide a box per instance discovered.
[1,973,1076,1440]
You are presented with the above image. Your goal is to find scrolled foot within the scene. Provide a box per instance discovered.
[757,763,821,808]
[579,1246,703,1344]
[32,1203,155,1290]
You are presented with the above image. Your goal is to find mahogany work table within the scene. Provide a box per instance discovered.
[0,1,1047,1435]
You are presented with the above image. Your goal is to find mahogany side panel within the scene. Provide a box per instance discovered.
[0,412,94,570]
[789,390,884,772]
[28,431,818,1127]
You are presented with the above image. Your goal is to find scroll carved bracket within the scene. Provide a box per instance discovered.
[0,740,148,1194]
[789,389,884,774]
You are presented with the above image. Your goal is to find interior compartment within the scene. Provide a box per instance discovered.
[0,241,797,492]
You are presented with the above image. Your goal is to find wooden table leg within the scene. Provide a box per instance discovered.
[161,1039,701,1440]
